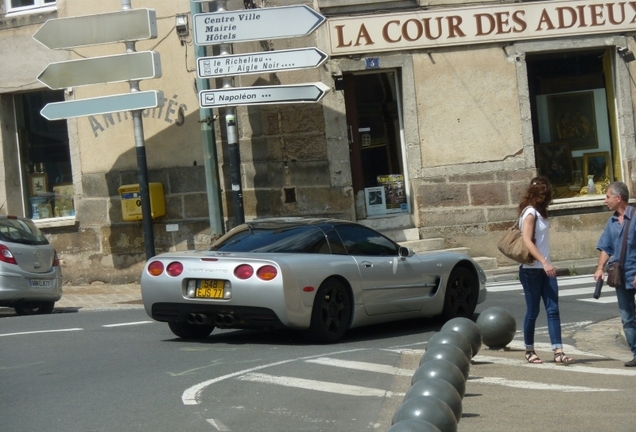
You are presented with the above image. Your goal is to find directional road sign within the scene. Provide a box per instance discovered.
[199,83,330,108]
[193,5,325,46]
[38,51,162,90]
[40,90,164,121]
[197,47,328,78]
[33,9,157,50]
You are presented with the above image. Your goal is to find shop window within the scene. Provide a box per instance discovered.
[527,49,617,199]
[15,90,73,220]
[6,0,54,13]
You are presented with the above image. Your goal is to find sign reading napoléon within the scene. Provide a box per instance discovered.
[327,0,636,55]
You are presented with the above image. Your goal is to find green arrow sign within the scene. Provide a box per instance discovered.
[40,91,164,121]
[33,9,157,50]
[37,51,161,90]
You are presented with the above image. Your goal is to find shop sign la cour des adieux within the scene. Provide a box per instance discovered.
[327,0,636,56]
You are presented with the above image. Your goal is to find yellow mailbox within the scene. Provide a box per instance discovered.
[118,183,166,221]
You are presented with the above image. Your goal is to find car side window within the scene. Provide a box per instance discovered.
[334,225,399,256]
[324,229,347,255]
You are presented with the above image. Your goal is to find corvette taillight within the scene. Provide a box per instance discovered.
[256,265,277,281]
[234,264,254,279]
[166,261,183,277]
[52,251,60,267]
[0,244,17,265]
[147,261,164,276]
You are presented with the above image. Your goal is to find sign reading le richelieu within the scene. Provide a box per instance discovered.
[328,0,636,55]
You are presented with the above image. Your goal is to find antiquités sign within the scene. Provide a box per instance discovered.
[327,0,636,55]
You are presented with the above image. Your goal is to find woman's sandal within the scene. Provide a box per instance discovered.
[554,351,574,365]
[525,350,543,364]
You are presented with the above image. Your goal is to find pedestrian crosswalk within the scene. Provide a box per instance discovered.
[486,275,617,303]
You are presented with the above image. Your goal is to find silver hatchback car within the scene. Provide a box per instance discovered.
[0,215,63,315]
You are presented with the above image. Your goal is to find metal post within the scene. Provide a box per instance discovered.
[123,0,155,259]
[190,1,224,236]
[217,0,245,225]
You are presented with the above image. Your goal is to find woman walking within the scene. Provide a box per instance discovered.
[518,176,574,364]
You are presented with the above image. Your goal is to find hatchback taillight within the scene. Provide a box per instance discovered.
[52,251,60,267]
[0,244,17,265]
[166,261,183,277]
[256,265,278,281]
[234,264,254,279]
[147,261,164,276]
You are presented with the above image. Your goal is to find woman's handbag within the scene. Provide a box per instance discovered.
[497,210,537,265]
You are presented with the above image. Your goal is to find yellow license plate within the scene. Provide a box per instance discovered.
[195,279,225,299]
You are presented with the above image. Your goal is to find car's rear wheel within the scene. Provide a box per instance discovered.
[441,267,479,320]
[14,301,55,315]
[168,321,214,339]
[306,278,352,343]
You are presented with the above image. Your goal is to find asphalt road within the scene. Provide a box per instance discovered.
[1,275,633,432]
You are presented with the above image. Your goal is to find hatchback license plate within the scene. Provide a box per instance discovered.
[195,279,224,299]
[29,279,51,288]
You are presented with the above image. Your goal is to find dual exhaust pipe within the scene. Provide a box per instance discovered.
[187,313,236,327]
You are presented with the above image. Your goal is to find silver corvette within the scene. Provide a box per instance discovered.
[141,218,487,343]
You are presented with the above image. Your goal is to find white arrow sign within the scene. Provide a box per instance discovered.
[193,5,325,46]
[33,9,157,50]
[199,83,330,108]
[197,48,328,78]
[38,51,162,90]
[41,91,164,121]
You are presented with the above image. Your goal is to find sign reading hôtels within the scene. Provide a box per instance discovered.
[199,83,330,108]
[197,47,328,78]
[193,5,325,46]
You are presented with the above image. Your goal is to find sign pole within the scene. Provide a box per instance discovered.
[191,0,224,239]
[217,0,244,225]
[123,0,155,259]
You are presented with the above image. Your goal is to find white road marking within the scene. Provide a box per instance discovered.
[506,340,604,357]
[206,419,231,431]
[181,348,368,405]
[580,296,617,303]
[382,348,426,355]
[473,376,617,392]
[102,320,152,327]
[0,328,82,337]
[237,373,402,398]
[306,357,413,376]
[476,355,636,376]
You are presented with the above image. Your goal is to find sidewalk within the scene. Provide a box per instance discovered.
[54,282,143,311]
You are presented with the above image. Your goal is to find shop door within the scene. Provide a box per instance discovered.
[343,71,408,218]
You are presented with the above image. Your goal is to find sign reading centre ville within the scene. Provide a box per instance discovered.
[327,0,636,55]
[193,5,326,45]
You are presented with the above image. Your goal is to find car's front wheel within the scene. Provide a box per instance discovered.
[14,301,55,315]
[441,267,479,320]
[168,321,214,339]
[305,278,352,344]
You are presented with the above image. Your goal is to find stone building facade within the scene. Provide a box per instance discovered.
[0,0,634,284]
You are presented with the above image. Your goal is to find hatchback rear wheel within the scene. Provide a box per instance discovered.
[14,301,55,315]
[168,321,214,339]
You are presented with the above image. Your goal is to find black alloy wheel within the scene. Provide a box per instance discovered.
[306,278,352,343]
[168,321,215,339]
[441,267,479,320]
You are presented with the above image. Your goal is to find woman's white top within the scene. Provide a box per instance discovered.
[519,206,551,269]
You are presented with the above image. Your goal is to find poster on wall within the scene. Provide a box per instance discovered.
[377,174,407,214]
[364,186,386,216]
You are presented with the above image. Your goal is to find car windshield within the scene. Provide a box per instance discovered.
[211,225,329,253]
[0,218,49,245]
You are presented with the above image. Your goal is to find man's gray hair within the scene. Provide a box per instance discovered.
[608,181,629,202]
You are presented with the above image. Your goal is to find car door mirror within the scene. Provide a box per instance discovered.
[398,246,414,259]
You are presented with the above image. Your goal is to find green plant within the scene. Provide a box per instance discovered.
[568,265,578,276]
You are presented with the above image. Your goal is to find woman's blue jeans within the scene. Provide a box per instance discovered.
[518,267,563,350]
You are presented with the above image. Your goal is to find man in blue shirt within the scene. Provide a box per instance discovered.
[594,181,636,367]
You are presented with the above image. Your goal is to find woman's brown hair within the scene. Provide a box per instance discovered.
[518,176,552,218]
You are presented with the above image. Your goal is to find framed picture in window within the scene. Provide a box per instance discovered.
[583,152,611,183]
[547,91,598,151]
[535,141,574,186]
[29,172,48,196]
